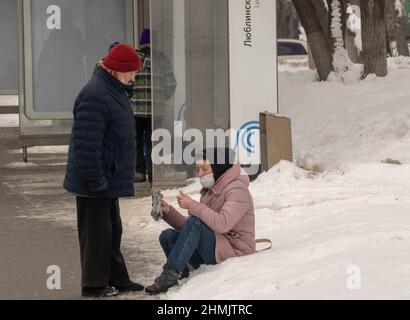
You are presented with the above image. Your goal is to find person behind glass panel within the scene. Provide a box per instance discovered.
[130,28,177,184]
[130,29,153,183]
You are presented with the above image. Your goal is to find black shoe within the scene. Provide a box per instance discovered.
[145,265,180,295]
[81,286,119,298]
[115,281,145,293]
[180,267,190,280]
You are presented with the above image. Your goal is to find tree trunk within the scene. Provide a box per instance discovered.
[384,0,409,56]
[340,0,348,46]
[385,0,399,55]
[311,0,331,40]
[277,0,290,38]
[293,0,334,80]
[345,28,363,63]
[397,17,410,56]
[397,1,410,56]
[277,0,301,39]
[360,0,388,77]
[288,5,301,39]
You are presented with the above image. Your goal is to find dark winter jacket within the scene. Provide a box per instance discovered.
[63,67,136,198]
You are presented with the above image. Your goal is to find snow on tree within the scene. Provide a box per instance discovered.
[386,0,410,57]
[330,0,354,78]
[395,0,404,18]
[346,4,362,53]
[298,23,307,42]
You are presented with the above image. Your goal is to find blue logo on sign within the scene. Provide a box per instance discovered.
[234,121,260,154]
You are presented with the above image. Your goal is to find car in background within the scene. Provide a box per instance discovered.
[277,39,312,68]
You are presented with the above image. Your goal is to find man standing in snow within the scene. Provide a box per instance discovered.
[63,44,144,298]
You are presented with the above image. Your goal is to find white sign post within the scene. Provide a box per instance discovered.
[229,0,277,172]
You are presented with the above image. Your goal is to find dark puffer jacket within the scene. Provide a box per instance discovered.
[63,67,136,198]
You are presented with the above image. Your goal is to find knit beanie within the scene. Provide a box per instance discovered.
[103,43,142,73]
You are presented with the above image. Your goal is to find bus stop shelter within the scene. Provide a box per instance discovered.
[0,0,278,184]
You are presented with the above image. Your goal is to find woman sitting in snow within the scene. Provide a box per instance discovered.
[145,148,256,295]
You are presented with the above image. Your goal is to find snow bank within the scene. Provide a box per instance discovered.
[279,57,410,170]
[162,57,410,299]
[165,161,410,300]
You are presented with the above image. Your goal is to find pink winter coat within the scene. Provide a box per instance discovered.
[163,164,256,263]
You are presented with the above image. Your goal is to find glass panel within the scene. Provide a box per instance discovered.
[28,0,131,116]
[151,0,230,183]
[0,0,19,93]
[20,0,133,136]
[214,1,230,129]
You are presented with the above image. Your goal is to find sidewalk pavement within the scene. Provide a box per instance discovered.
[0,127,155,300]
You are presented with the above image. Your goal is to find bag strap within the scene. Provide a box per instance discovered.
[256,239,272,252]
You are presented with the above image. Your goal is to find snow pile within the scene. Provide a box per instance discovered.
[278,58,309,70]
[278,62,312,74]
[164,161,410,300]
[279,57,410,169]
[160,57,410,299]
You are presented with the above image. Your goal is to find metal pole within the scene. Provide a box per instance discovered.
[22,147,28,163]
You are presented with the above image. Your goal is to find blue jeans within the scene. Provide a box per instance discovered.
[159,217,217,273]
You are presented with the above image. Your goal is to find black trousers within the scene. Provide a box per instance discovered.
[76,197,130,288]
[135,116,152,182]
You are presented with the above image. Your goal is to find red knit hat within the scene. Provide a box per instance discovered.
[103,43,142,72]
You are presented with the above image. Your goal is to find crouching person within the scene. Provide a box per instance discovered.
[145,148,256,295]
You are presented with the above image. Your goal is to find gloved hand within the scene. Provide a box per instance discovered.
[151,189,164,221]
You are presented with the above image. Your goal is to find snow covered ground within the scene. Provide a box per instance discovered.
[115,57,410,299]
[2,57,410,299]
[162,58,410,299]
[162,162,410,299]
